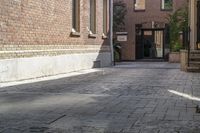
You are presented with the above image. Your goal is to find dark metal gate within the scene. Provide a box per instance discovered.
[136,28,166,59]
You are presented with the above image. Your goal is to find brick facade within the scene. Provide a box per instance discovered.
[0,0,111,82]
[0,0,110,58]
[114,0,187,60]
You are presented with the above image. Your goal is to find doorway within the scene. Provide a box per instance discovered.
[136,28,165,59]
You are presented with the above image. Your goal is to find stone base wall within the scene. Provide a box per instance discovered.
[0,44,111,83]
[169,52,180,63]
[0,51,111,83]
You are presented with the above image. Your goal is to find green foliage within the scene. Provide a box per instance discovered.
[113,42,122,61]
[114,49,120,61]
[167,7,188,52]
[113,1,127,32]
[180,7,189,31]
[164,0,173,10]
[173,42,182,52]
[113,1,127,61]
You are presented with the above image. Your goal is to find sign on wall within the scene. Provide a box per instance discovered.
[116,32,128,42]
[144,31,152,36]
[117,35,127,42]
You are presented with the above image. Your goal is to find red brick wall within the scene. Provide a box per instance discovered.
[114,0,187,60]
[0,0,110,59]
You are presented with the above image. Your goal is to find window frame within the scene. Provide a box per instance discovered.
[134,0,146,12]
[161,0,173,11]
[89,0,97,34]
[71,0,81,36]
[103,0,108,36]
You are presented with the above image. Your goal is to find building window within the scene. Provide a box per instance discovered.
[161,0,173,10]
[72,0,80,32]
[134,0,145,11]
[90,0,96,34]
[103,0,107,35]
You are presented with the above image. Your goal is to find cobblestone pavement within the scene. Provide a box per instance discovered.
[1,62,200,133]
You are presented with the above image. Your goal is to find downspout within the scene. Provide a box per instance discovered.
[109,0,114,66]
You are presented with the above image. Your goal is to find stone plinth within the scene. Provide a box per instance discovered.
[180,50,188,71]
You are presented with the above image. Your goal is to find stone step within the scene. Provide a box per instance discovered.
[190,50,200,62]
[190,56,200,61]
[190,50,200,54]
[136,59,165,62]
[189,61,200,68]
[189,61,200,65]
[187,66,200,72]
[190,53,200,57]
[186,50,200,72]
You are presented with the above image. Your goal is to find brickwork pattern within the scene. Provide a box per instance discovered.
[0,0,110,59]
[0,44,110,59]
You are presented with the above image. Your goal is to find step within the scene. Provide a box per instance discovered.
[190,56,200,61]
[189,61,200,65]
[190,53,200,57]
[190,50,200,54]
[187,66,200,72]
[136,59,165,62]
[189,61,200,68]
[189,50,200,60]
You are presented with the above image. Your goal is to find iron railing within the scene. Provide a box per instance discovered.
[182,27,190,67]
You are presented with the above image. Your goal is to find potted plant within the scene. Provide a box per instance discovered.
[113,42,122,62]
[168,7,188,63]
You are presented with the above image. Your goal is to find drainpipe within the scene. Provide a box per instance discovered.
[109,0,114,66]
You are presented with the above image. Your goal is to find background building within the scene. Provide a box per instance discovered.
[184,0,200,72]
[189,0,200,50]
[0,0,111,82]
[114,0,187,61]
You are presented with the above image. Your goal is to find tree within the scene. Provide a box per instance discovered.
[167,7,188,52]
[113,1,127,61]
[113,1,127,32]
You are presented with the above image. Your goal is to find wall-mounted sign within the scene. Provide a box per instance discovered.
[117,35,127,42]
[144,31,152,35]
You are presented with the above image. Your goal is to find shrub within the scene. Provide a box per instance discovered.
[167,7,188,52]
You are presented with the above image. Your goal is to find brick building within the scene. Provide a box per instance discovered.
[114,0,187,61]
[181,0,200,72]
[0,0,111,82]
[189,0,200,50]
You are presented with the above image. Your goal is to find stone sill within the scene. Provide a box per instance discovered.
[102,35,108,39]
[71,32,81,37]
[88,34,97,38]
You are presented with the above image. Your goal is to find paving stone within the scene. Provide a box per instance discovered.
[179,112,194,121]
[0,62,200,132]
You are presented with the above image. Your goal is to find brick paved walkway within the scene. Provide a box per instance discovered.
[0,62,200,133]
